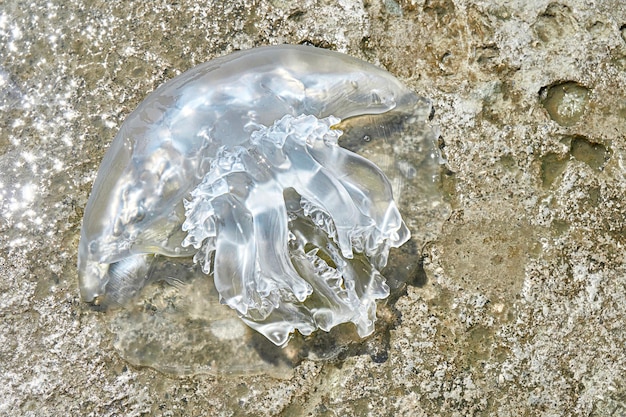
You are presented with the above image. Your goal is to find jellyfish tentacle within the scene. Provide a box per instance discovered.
[288,213,389,338]
[248,185,313,303]
[306,130,411,260]
[235,144,315,304]
[179,113,415,345]
[255,114,370,259]
[211,194,257,316]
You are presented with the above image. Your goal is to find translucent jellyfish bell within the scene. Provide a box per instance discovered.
[78,45,444,374]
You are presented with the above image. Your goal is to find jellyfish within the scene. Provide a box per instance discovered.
[78,44,426,346]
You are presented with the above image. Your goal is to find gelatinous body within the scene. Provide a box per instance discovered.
[78,45,420,346]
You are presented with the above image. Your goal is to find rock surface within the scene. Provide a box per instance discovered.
[1,0,625,415]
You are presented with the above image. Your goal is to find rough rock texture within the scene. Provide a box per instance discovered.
[1,0,625,416]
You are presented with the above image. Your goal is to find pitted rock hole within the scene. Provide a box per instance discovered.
[534,3,576,43]
[570,136,609,170]
[541,152,569,188]
[540,135,610,188]
[539,81,590,126]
